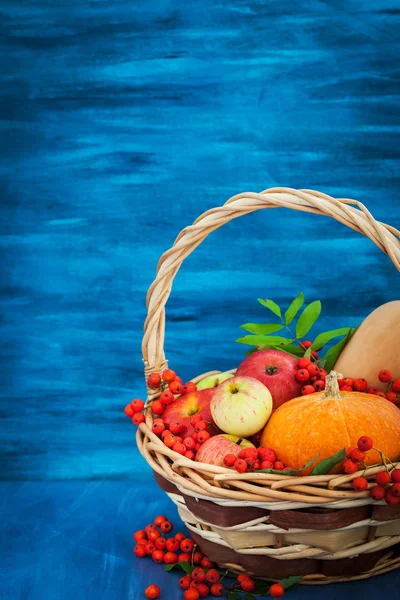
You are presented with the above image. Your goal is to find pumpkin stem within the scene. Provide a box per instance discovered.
[324,370,344,399]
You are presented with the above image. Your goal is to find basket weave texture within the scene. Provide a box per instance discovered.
[137,187,400,584]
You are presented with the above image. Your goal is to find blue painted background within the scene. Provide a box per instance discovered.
[1,1,399,483]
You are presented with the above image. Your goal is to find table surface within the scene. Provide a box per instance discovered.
[1,479,399,600]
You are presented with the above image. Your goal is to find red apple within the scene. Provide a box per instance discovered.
[235,349,302,409]
[196,434,255,467]
[163,388,217,437]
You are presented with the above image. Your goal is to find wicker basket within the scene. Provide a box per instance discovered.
[137,187,400,584]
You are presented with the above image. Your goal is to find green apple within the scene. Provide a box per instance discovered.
[196,371,235,390]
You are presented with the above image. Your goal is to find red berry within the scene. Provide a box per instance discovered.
[314,379,325,392]
[145,584,160,599]
[169,421,184,434]
[386,489,400,505]
[196,583,209,598]
[358,436,373,451]
[195,443,202,452]
[370,485,386,501]
[162,369,176,382]
[165,538,179,552]
[253,460,260,470]
[298,357,311,369]
[343,459,359,474]
[131,398,145,413]
[260,460,274,469]
[295,368,310,382]
[300,340,312,349]
[311,351,319,361]
[151,400,164,415]
[191,431,198,441]
[134,530,146,543]
[147,529,161,542]
[160,520,173,533]
[223,453,237,467]
[392,379,400,393]
[180,538,194,553]
[392,483,400,497]
[240,578,255,592]
[152,420,165,435]
[132,413,145,425]
[341,385,354,391]
[147,373,161,389]
[200,557,214,568]
[192,568,206,583]
[184,590,200,600]
[258,447,276,462]
[194,420,208,432]
[161,429,170,440]
[163,434,176,448]
[234,458,247,473]
[184,450,195,460]
[354,378,368,392]
[306,363,319,377]
[205,569,220,583]
[155,537,166,550]
[368,387,379,395]
[375,391,386,398]
[391,470,400,483]
[239,447,258,460]
[169,380,182,395]
[159,390,174,405]
[163,551,178,564]
[178,552,191,563]
[193,552,203,564]
[273,461,285,470]
[210,583,224,597]
[181,382,197,395]
[145,524,157,535]
[197,431,210,444]
[237,574,250,583]
[269,583,285,598]
[179,575,192,590]
[172,442,186,455]
[302,384,315,395]
[376,471,391,487]
[345,447,357,459]
[349,448,366,463]
[190,413,203,425]
[353,477,368,491]
[124,404,134,418]
[317,368,328,379]
[133,544,147,558]
[145,541,156,555]
[378,369,393,383]
[151,549,164,563]
[183,436,196,450]
[342,377,354,387]
[175,532,186,542]
[386,391,398,403]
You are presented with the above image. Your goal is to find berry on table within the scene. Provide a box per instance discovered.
[131,399,145,413]
[145,584,160,599]
[195,583,209,598]
[124,404,134,418]
[179,575,192,590]
[210,583,224,597]
[370,485,386,501]
[132,413,145,426]
[133,544,147,558]
[358,436,373,451]
[160,520,173,534]
[151,549,165,563]
[160,390,174,405]
[353,477,368,491]
[343,459,359,474]
[237,574,250,583]
[353,378,368,392]
[376,471,391,487]
[240,577,255,592]
[151,400,164,415]
[134,530,147,543]
[269,583,285,598]
[163,551,178,564]
[145,541,156,555]
[234,458,247,473]
[392,379,400,393]
[191,568,206,583]
[205,569,220,584]
[223,453,237,467]
[169,380,182,395]
[145,524,157,535]
[192,551,204,564]
[174,532,186,542]
[200,557,214,568]
[147,529,161,542]
[378,369,393,383]
[155,537,166,550]
[181,382,197,395]
[162,369,176,382]
[295,369,310,382]
[178,553,191,563]
[184,590,200,600]
[165,538,179,552]
[147,373,161,389]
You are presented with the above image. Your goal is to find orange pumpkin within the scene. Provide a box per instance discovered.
[261,371,400,474]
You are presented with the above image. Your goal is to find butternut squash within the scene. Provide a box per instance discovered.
[335,301,400,390]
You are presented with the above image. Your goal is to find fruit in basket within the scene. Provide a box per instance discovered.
[210,376,273,437]
[163,388,217,437]
[235,350,302,409]
[195,434,255,466]
[261,371,400,474]
[196,371,234,390]
[334,301,400,390]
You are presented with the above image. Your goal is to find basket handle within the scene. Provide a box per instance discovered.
[142,187,400,385]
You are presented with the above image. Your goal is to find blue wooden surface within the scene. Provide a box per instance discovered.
[1,480,399,600]
[1,0,399,482]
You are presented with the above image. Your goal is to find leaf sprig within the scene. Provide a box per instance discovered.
[237,292,355,369]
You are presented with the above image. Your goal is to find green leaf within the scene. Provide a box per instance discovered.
[311,327,354,350]
[323,328,355,372]
[179,561,193,575]
[310,448,346,476]
[245,593,257,600]
[164,563,177,571]
[236,335,292,346]
[228,592,241,600]
[273,343,304,357]
[240,323,284,335]
[244,347,258,356]
[296,300,322,338]
[279,575,303,590]
[257,453,319,476]
[285,292,305,325]
[304,346,312,358]
[258,298,281,318]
